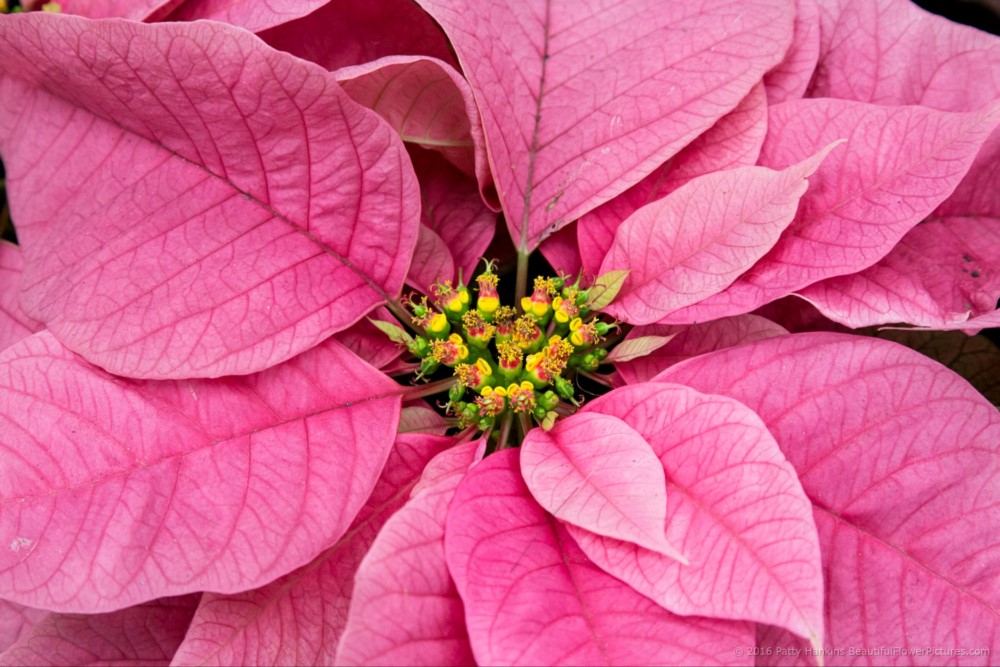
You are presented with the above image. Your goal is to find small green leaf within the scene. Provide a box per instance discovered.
[587,270,630,311]
[606,334,676,363]
[369,318,414,346]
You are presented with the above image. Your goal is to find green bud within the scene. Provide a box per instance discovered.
[554,376,575,400]
[418,358,440,377]
[408,336,431,358]
[538,390,560,411]
[449,384,466,403]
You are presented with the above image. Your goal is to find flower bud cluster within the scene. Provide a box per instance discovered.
[401,263,615,435]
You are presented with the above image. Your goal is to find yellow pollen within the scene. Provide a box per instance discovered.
[429,313,448,333]
[497,340,522,365]
[525,352,544,372]
[478,296,499,314]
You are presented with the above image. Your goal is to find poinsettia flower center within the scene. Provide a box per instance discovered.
[392,261,620,450]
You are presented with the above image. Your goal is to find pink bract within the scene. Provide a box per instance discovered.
[0,332,401,612]
[336,441,480,666]
[170,433,454,666]
[445,449,754,666]
[0,242,41,352]
[521,412,685,561]
[415,0,796,251]
[0,596,199,666]
[0,15,420,379]
[658,333,1000,661]
[167,0,329,33]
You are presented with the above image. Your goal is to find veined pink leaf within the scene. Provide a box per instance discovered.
[601,145,835,324]
[0,332,402,613]
[169,433,452,667]
[662,99,1000,324]
[521,413,684,561]
[335,441,480,666]
[445,449,754,666]
[167,0,330,33]
[658,333,1000,661]
[576,383,824,648]
[0,15,419,379]
[334,307,405,371]
[407,150,497,291]
[415,0,795,251]
[538,223,584,278]
[32,0,182,20]
[337,57,492,198]
[0,595,199,667]
[810,0,1000,110]
[762,0,819,105]
[937,133,1000,219]
[614,314,788,385]
[0,601,45,654]
[798,216,1000,328]
[578,82,768,275]
[397,403,451,435]
[260,0,455,72]
[0,243,41,353]
[409,226,456,293]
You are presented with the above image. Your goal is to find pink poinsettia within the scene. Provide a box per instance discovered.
[0,1,998,666]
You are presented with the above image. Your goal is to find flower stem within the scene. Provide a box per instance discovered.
[402,376,458,400]
[455,425,480,445]
[496,412,515,450]
[554,402,577,417]
[386,298,421,335]
[514,248,530,305]
[598,328,626,349]
[517,412,532,442]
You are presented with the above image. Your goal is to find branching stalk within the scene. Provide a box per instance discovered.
[402,376,458,400]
